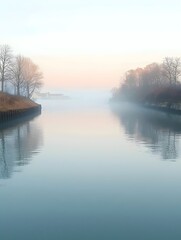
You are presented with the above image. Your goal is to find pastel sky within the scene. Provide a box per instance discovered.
[1,0,181,90]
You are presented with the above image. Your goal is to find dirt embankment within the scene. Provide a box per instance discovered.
[0,92,39,112]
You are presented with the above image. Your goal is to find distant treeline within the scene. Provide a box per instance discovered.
[0,44,43,98]
[112,57,181,106]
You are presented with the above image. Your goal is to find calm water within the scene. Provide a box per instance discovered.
[1,98,181,240]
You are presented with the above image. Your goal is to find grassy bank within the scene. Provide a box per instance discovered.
[0,92,39,112]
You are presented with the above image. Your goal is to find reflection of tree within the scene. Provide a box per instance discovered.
[111,104,181,160]
[0,117,43,179]
[0,132,9,178]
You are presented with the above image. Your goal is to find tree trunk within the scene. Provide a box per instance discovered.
[1,77,4,92]
[17,82,20,95]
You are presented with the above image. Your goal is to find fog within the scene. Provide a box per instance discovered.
[37,89,111,111]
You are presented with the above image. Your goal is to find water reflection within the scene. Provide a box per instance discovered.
[0,115,43,179]
[111,103,181,160]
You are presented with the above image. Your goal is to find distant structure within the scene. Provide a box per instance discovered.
[33,92,69,100]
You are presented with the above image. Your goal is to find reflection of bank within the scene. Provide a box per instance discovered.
[111,103,181,160]
[0,113,43,179]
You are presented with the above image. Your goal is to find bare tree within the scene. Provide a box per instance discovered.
[163,57,181,85]
[0,44,13,92]
[172,57,181,84]
[124,70,137,88]
[10,55,26,95]
[124,68,142,88]
[141,63,165,87]
[21,58,43,98]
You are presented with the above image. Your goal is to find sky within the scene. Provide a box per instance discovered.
[1,0,181,90]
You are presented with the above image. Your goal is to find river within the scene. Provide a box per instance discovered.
[0,95,181,240]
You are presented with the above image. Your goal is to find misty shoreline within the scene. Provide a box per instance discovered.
[110,101,181,116]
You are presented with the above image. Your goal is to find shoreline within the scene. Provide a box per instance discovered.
[110,100,181,116]
[142,103,181,115]
[0,92,42,122]
[0,106,41,130]
[0,105,41,122]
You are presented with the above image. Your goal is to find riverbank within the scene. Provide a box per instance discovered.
[0,92,41,121]
[142,103,181,115]
[111,100,181,116]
